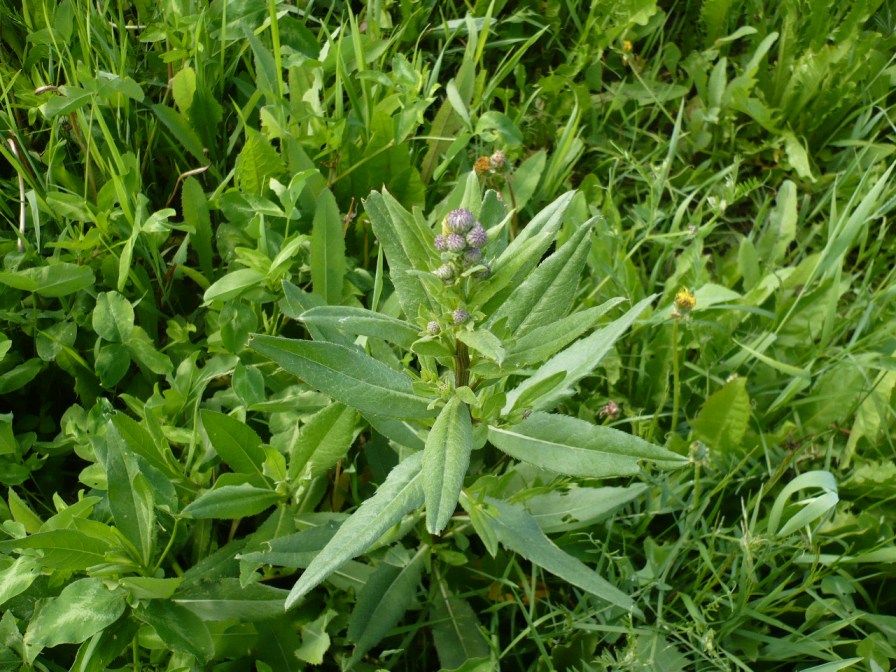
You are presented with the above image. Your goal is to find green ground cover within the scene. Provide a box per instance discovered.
[1,0,895,669]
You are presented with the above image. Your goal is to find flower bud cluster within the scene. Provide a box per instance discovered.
[433,208,490,283]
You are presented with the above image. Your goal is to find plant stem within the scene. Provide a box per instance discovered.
[455,340,469,388]
[671,317,681,436]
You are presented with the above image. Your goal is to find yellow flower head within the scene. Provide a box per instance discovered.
[674,287,696,312]
[474,156,491,176]
[622,40,634,53]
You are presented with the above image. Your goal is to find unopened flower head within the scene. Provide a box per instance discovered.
[444,208,475,234]
[453,308,470,325]
[427,321,440,336]
[446,233,466,252]
[434,234,447,251]
[466,225,487,249]
[489,150,506,170]
[463,248,483,265]
[433,264,455,282]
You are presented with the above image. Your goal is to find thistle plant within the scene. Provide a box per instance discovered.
[250,174,687,635]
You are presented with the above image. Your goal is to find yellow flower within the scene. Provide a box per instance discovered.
[674,287,696,312]
[622,40,634,53]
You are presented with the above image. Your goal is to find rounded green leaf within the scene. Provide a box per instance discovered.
[92,291,135,342]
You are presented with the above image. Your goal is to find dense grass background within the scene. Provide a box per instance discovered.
[1,0,895,670]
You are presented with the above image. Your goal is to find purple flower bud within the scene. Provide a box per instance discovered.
[427,321,440,335]
[466,225,487,248]
[444,208,475,234]
[433,264,455,282]
[434,234,447,251]
[446,233,466,252]
[463,248,482,265]
[453,308,470,325]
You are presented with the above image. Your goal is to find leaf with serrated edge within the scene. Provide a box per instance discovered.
[285,452,424,609]
[485,497,639,614]
[489,413,685,478]
[251,336,435,419]
[424,397,473,534]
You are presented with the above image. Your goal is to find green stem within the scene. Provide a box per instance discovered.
[455,340,470,389]
[671,318,681,436]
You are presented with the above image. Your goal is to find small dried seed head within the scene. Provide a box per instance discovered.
[433,264,455,282]
[466,225,487,249]
[453,308,470,325]
[474,156,491,175]
[427,321,440,336]
[489,150,506,170]
[444,208,475,234]
[446,233,467,252]
[599,400,621,420]
[434,234,447,251]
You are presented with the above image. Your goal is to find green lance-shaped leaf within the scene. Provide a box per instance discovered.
[181,483,282,519]
[504,298,626,367]
[102,422,156,568]
[485,497,639,614]
[0,263,94,297]
[430,578,491,670]
[423,397,474,534]
[173,579,290,621]
[489,413,686,479]
[504,295,655,414]
[0,527,116,571]
[285,451,424,610]
[470,190,575,312]
[364,189,438,319]
[138,601,215,661]
[299,306,420,350]
[251,336,436,420]
[486,217,594,338]
[346,547,427,667]
[200,409,266,479]
[24,577,127,653]
[290,402,359,478]
[310,188,346,305]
